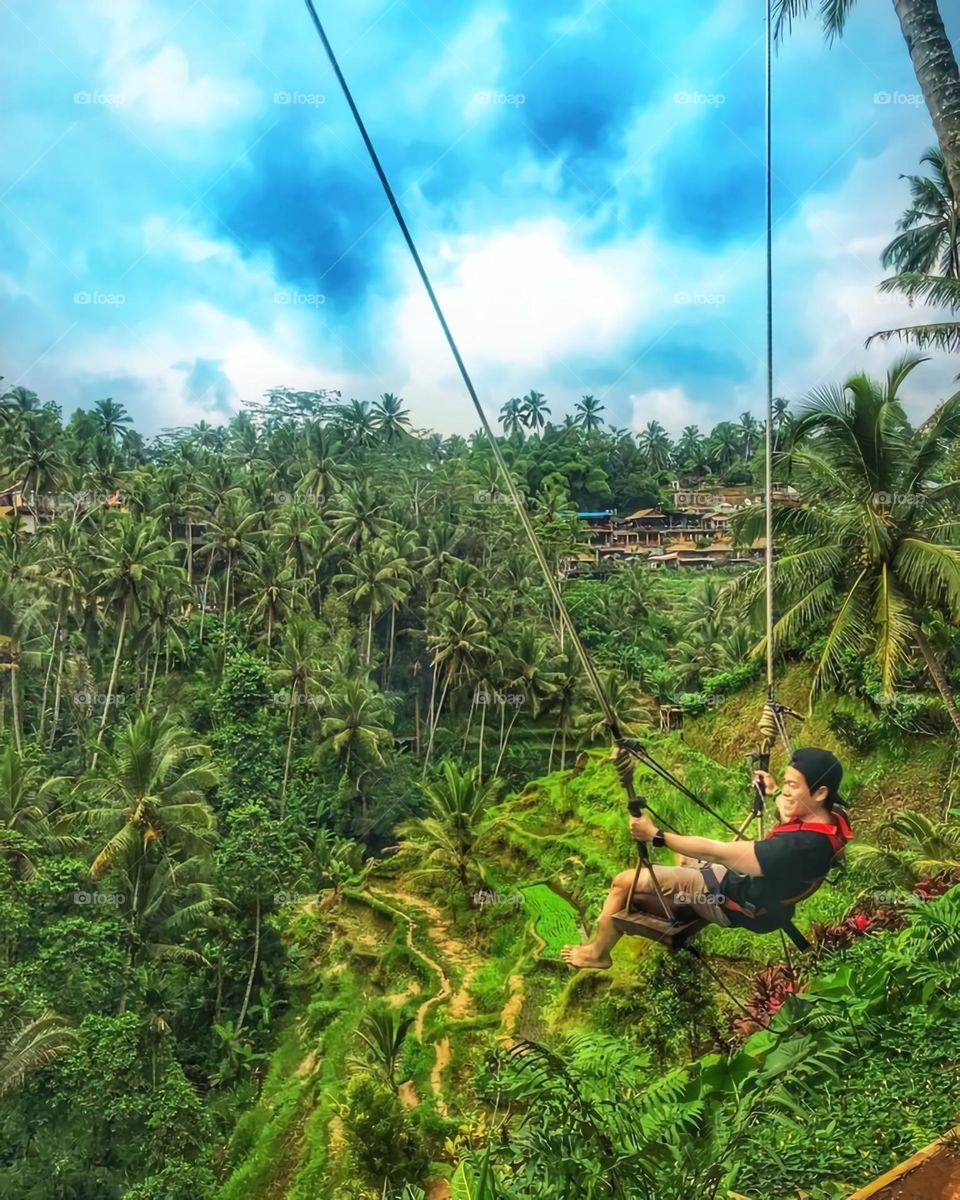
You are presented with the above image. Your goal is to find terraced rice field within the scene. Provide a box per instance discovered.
[520,882,583,960]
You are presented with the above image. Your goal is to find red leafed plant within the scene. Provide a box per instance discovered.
[731,964,798,1040]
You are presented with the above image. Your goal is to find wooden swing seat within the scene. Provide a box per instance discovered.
[611,907,707,949]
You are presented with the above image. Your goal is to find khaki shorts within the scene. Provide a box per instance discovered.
[634,864,732,926]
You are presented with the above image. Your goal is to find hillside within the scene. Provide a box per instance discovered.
[217,694,959,1200]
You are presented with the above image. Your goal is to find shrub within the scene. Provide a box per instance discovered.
[340,1073,429,1190]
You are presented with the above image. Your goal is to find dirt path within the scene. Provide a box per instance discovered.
[430,1037,451,1117]
[366,886,482,1115]
[500,974,525,1037]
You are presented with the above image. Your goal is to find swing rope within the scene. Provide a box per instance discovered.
[298,0,744,839]
[301,0,793,949]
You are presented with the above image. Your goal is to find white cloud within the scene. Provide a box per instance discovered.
[629,386,700,437]
[780,134,959,421]
[111,43,259,128]
[381,217,653,429]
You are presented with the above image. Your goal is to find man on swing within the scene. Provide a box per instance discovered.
[562,746,853,969]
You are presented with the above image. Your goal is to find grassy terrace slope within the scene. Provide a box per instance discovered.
[218,690,957,1200]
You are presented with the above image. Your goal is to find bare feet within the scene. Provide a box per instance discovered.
[561,944,613,970]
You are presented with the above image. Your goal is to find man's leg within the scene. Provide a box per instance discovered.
[561,865,682,969]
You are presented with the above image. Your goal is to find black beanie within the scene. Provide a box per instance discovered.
[789,747,844,809]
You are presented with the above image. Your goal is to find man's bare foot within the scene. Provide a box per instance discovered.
[561,944,613,969]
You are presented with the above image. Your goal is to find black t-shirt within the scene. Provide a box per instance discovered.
[720,826,838,924]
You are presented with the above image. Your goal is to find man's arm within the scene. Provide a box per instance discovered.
[628,813,763,876]
[659,831,763,876]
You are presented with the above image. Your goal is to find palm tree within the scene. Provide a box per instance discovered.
[328,483,395,554]
[774,1,960,200]
[851,809,960,891]
[708,422,743,473]
[738,411,761,459]
[316,676,394,818]
[4,420,67,510]
[93,398,133,444]
[676,425,705,475]
[0,1012,75,1096]
[298,421,346,501]
[574,395,605,432]
[575,668,652,746]
[727,356,960,731]
[0,746,67,878]
[333,541,411,666]
[882,148,959,278]
[271,617,322,802]
[196,494,263,644]
[87,514,176,761]
[239,543,302,652]
[272,498,327,589]
[637,421,672,472]
[372,393,412,444]
[520,391,551,433]
[113,851,220,973]
[78,711,218,878]
[353,1008,414,1092]
[0,578,45,752]
[499,397,525,440]
[424,602,492,771]
[334,399,379,449]
[772,397,792,449]
[396,760,507,896]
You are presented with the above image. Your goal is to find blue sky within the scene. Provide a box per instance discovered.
[2,0,957,437]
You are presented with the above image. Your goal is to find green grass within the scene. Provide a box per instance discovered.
[520,882,584,960]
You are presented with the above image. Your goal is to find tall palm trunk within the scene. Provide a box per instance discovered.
[366,608,374,666]
[893,0,960,199]
[477,698,486,779]
[49,640,66,750]
[462,687,477,754]
[39,601,64,740]
[146,643,161,706]
[200,556,213,639]
[916,624,960,734]
[9,659,22,753]
[494,705,521,777]
[92,606,127,768]
[222,554,233,645]
[235,895,261,1037]
[423,668,451,774]
[281,684,299,812]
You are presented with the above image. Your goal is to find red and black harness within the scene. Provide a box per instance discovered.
[701,808,854,951]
